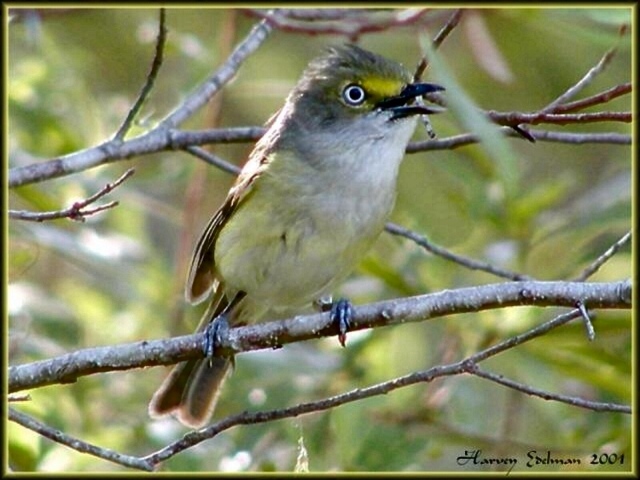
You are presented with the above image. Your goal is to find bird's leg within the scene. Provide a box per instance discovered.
[202,291,246,365]
[315,296,353,347]
[202,314,230,365]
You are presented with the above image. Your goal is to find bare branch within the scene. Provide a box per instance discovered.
[9,280,631,394]
[510,129,631,145]
[385,222,534,281]
[575,301,596,341]
[466,365,629,413]
[113,8,167,141]
[8,408,153,471]
[269,9,378,20]
[247,8,435,40]
[160,15,273,129]
[408,127,631,153]
[8,16,630,189]
[8,15,272,188]
[143,307,629,467]
[486,110,631,127]
[541,25,626,113]
[551,83,632,114]
[11,299,628,471]
[414,8,464,81]
[183,146,240,175]
[573,231,632,282]
[9,168,135,222]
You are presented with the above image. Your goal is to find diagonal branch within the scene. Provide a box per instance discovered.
[385,222,534,281]
[113,9,167,141]
[541,24,627,113]
[159,14,273,129]
[8,408,153,471]
[413,8,463,81]
[465,364,630,413]
[573,231,632,282]
[8,168,135,222]
[8,16,273,188]
[550,83,632,114]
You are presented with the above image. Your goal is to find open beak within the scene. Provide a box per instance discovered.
[376,82,445,120]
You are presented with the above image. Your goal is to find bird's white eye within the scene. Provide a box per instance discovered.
[342,84,366,106]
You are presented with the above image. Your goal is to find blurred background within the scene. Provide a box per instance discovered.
[7,7,632,473]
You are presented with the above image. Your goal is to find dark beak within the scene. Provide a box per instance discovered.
[376,82,445,120]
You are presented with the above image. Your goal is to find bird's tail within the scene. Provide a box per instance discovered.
[149,291,235,429]
[149,354,232,429]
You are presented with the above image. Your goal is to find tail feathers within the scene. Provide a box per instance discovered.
[149,356,232,429]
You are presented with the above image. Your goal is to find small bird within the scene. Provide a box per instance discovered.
[149,44,444,428]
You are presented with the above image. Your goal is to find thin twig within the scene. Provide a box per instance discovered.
[407,126,631,152]
[8,408,154,471]
[8,15,272,188]
[413,8,463,81]
[19,123,606,188]
[509,129,630,145]
[385,222,534,281]
[486,110,631,126]
[8,23,630,189]
[249,8,433,39]
[113,8,167,141]
[160,14,273,129]
[183,146,240,175]
[267,9,377,21]
[466,365,629,413]
[573,231,632,282]
[551,83,632,114]
[541,27,625,113]
[466,310,583,363]
[9,168,135,222]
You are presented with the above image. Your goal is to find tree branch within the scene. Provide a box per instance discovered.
[8,408,153,471]
[413,8,463,81]
[465,364,630,413]
[9,280,631,394]
[541,24,627,113]
[385,222,534,281]
[8,23,630,189]
[8,15,273,188]
[9,301,630,471]
[8,168,135,222]
[183,145,241,175]
[550,82,631,114]
[486,110,631,127]
[113,8,167,141]
[572,231,632,282]
[159,13,273,130]
[246,8,436,39]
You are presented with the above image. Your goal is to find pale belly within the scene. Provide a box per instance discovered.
[215,184,392,309]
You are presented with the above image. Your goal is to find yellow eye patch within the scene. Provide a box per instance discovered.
[359,76,405,100]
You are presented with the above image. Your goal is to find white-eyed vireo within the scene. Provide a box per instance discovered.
[149,44,444,428]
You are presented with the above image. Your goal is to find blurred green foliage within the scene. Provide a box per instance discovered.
[7,7,632,473]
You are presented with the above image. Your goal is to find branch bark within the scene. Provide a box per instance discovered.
[9,279,631,394]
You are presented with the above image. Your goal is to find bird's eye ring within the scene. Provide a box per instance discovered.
[342,84,366,106]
